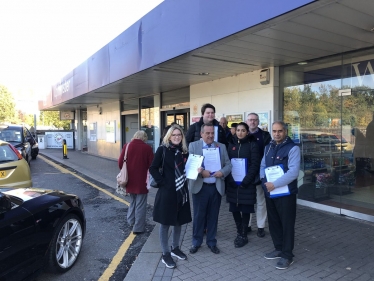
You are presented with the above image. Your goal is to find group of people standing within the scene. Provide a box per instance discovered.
[118,103,300,271]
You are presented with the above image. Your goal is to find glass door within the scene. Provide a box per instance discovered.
[162,109,189,133]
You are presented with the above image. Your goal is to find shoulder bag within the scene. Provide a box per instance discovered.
[117,142,130,189]
[148,146,166,189]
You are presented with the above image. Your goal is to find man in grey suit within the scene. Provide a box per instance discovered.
[188,123,232,254]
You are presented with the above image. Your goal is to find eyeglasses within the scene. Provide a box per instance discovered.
[247,119,259,122]
[171,134,182,137]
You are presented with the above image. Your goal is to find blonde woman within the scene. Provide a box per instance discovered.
[118,130,153,234]
[149,125,191,269]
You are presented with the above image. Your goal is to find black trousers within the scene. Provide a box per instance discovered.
[265,194,297,259]
[192,183,221,247]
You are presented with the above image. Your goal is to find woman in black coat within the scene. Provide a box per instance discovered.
[149,124,191,269]
[226,122,261,248]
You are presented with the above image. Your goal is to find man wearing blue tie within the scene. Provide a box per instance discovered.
[188,123,232,254]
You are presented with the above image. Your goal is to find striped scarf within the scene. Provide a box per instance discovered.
[169,142,188,207]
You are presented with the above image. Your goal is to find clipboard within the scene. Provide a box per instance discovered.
[265,165,290,198]
[231,158,247,185]
[202,147,221,174]
[185,154,204,180]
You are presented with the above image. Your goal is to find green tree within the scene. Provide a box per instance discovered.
[39,111,71,130]
[0,85,17,123]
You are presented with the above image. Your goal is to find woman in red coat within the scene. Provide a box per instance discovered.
[118,130,154,234]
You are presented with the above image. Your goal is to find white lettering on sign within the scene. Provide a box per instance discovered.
[57,80,71,94]
[352,62,374,86]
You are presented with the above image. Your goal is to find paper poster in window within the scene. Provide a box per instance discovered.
[225,113,243,128]
[106,121,116,143]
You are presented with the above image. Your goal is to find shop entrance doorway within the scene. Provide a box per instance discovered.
[161,109,189,137]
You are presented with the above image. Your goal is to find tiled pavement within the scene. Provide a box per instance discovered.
[40,149,374,281]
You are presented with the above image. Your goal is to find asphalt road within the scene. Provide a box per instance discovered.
[30,155,155,281]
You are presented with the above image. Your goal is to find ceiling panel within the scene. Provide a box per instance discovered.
[229,36,333,57]
[291,13,374,43]
[314,2,374,31]
[254,28,352,53]
[271,21,372,50]
[216,41,315,60]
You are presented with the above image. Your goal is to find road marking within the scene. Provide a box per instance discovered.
[39,155,129,206]
[39,155,136,280]
[98,232,136,281]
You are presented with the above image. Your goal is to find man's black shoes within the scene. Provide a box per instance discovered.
[257,228,265,238]
[276,257,294,270]
[208,245,220,254]
[189,245,200,254]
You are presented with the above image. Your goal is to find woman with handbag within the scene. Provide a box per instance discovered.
[149,124,191,269]
[118,130,153,235]
[226,122,261,248]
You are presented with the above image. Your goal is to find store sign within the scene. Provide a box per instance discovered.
[352,60,374,86]
[45,132,74,149]
[60,111,75,120]
[57,79,71,94]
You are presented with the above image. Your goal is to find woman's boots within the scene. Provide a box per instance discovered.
[234,222,242,245]
[234,224,248,248]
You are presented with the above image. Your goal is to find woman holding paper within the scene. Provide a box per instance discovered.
[150,124,191,269]
[226,122,261,248]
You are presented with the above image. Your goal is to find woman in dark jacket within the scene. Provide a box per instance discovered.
[149,124,191,269]
[226,122,261,248]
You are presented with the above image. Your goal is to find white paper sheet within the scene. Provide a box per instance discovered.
[185,154,204,180]
[265,165,290,198]
[231,158,247,183]
[202,148,221,174]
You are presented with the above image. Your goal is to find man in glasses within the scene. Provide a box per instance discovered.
[246,113,271,238]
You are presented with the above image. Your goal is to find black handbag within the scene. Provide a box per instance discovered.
[149,146,166,188]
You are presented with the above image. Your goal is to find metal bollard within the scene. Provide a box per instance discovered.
[63,139,69,159]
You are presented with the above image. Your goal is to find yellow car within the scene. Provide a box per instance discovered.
[0,140,32,188]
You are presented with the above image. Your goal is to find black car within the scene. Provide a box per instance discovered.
[0,187,86,280]
[0,124,39,165]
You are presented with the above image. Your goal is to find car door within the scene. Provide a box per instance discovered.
[0,199,36,281]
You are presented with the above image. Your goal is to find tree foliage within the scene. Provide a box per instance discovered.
[284,84,374,130]
[0,85,17,123]
[39,111,71,130]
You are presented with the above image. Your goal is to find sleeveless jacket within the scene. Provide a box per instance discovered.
[262,137,298,197]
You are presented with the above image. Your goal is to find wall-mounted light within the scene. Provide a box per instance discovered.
[99,107,102,115]
[298,62,308,65]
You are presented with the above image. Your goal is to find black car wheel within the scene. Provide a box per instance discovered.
[47,214,84,273]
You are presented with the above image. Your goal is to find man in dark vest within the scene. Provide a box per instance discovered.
[246,113,271,237]
[260,121,300,270]
[186,103,227,147]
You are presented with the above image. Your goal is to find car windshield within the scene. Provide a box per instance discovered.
[0,129,22,144]
[0,145,18,162]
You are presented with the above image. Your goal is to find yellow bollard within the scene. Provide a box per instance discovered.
[63,139,69,159]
